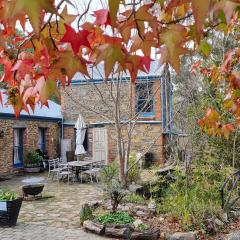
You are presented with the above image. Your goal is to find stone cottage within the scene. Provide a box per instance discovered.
[61,63,172,165]
[0,89,62,174]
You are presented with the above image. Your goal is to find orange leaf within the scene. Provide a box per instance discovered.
[159,25,189,72]
[222,123,234,139]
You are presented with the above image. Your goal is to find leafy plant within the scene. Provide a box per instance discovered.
[0,189,18,201]
[79,204,93,226]
[127,154,140,184]
[124,193,145,204]
[98,211,133,225]
[135,223,149,231]
[100,162,126,212]
[156,164,233,230]
[26,150,43,166]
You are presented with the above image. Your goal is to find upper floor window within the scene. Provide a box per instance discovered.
[135,82,154,117]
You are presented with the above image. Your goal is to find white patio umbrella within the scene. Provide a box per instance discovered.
[75,114,86,156]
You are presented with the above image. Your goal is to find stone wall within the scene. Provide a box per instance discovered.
[64,123,163,164]
[61,79,164,164]
[61,80,162,123]
[0,118,60,174]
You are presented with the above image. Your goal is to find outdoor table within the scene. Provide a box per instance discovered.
[67,160,102,181]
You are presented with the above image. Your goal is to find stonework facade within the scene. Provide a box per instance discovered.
[61,77,165,164]
[0,118,60,174]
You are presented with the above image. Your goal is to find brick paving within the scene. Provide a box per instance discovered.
[0,173,108,239]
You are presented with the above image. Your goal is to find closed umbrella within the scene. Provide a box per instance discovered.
[75,114,86,156]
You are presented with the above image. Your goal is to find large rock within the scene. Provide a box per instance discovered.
[225,230,240,240]
[105,225,131,239]
[130,229,160,240]
[165,232,197,240]
[129,184,144,195]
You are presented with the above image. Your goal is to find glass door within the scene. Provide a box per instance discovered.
[13,128,24,167]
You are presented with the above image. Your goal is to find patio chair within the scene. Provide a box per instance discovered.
[80,164,95,183]
[91,160,106,182]
[48,158,61,180]
[80,160,106,183]
[58,164,75,183]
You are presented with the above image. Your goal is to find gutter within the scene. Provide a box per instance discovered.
[0,113,62,122]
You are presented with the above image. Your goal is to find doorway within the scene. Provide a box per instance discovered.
[13,128,24,168]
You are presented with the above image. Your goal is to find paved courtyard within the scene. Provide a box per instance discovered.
[0,173,108,240]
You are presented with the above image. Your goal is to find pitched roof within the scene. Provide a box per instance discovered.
[0,89,62,120]
[71,61,164,84]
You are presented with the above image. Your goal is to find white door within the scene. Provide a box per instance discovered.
[61,139,71,162]
[93,128,108,163]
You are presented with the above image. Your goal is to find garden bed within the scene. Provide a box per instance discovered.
[81,198,240,240]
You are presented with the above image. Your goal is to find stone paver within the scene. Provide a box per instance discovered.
[0,223,106,240]
[0,173,109,239]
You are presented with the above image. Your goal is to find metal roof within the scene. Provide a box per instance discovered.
[0,89,62,120]
[71,61,164,85]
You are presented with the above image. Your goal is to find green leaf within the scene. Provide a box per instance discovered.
[199,40,211,57]
[108,0,120,26]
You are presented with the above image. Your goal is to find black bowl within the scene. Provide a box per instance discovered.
[22,184,44,196]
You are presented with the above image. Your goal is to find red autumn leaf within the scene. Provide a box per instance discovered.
[93,9,111,26]
[12,59,34,79]
[140,56,153,73]
[60,24,91,55]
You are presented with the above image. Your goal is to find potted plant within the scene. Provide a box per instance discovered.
[24,149,43,173]
[0,189,23,226]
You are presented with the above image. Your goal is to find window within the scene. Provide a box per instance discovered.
[38,128,46,152]
[135,82,154,117]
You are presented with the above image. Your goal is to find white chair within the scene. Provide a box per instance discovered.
[80,160,105,183]
[91,160,106,182]
[58,164,75,183]
[80,163,95,183]
[48,158,61,180]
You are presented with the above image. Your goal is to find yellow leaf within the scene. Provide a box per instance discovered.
[10,0,56,33]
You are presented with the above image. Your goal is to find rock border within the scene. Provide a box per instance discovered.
[83,220,160,240]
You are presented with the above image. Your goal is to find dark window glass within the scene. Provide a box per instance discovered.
[38,128,46,152]
[135,82,154,116]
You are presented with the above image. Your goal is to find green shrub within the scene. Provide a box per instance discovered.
[100,162,126,212]
[156,164,233,230]
[124,193,145,204]
[100,162,119,188]
[98,211,133,225]
[0,189,18,201]
[127,154,140,184]
[80,204,93,225]
[136,223,149,231]
[26,150,43,165]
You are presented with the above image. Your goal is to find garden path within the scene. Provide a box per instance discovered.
[0,173,108,240]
